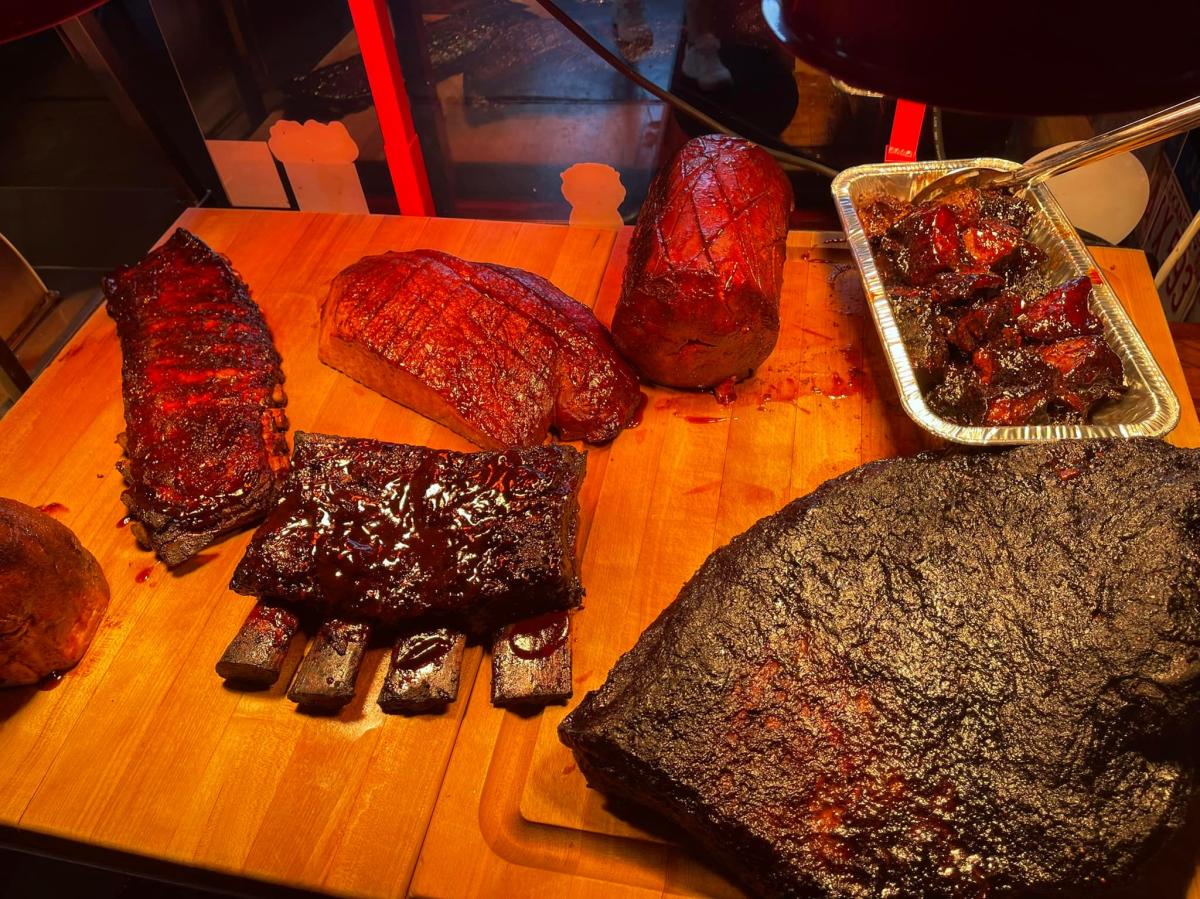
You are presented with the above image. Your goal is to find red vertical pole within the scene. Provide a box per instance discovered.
[348,0,436,215]
[884,99,927,162]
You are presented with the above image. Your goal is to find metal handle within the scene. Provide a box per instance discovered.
[997,95,1200,189]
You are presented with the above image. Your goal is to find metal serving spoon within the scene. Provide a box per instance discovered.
[912,95,1200,204]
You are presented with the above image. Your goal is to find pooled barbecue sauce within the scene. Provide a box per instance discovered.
[394,631,457,671]
[713,378,738,406]
[508,611,570,660]
[38,503,68,516]
[38,670,65,690]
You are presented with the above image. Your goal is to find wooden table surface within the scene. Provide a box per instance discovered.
[0,210,1197,899]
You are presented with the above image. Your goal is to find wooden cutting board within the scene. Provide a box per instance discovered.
[0,211,1196,898]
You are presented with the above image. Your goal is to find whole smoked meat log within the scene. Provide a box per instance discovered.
[611,134,793,389]
[231,432,586,633]
[561,439,1200,899]
[104,229,289,565]
[319,249,644,449]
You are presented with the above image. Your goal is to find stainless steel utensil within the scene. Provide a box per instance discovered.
[912,95,1200,204]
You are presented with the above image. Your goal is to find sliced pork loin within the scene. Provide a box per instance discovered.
[319,249,644,449]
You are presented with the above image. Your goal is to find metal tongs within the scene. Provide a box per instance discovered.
[913,95,1200,204]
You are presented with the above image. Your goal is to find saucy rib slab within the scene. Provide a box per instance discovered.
[231,432,585,634]
[104,229,289,566]
[611,134,793,389]
[319,249,644,449]
[561,439,1200,899]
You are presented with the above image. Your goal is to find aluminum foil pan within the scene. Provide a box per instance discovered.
[832,157,1180,445]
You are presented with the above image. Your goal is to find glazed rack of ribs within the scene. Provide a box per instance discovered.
[104,229,289,566]
[219,432,584,713]
[561,438,1200,899]
[319,249,645,450]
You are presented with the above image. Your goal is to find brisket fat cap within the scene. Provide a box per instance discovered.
[560,439,1200,899]
[103,228,289,566]
[611,134,793,389]
[231,432,586,633]
[322,249,644,449]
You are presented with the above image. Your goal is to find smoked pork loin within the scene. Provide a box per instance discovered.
[319,250,644,449]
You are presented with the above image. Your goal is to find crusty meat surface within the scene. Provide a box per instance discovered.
[319,249,644,449]
[104,229,289,566]
[0,499,110,686]
[231,432,586,633]
[560,439,1200,899]
[610,134,793,389]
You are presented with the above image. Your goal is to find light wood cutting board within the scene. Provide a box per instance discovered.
[0,212,1196,898]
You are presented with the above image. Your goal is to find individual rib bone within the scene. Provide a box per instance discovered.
[377,627,466,713]
[216,601,300,686]
[287,619,369,711]
[491,612,572,707]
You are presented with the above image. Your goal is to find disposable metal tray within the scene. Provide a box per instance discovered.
[832,158,1180,445]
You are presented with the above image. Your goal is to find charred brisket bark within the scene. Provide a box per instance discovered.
[561,439,1200,899]
[104,229,289,566]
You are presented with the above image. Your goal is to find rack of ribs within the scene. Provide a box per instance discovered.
[222,432,584,712]
[103,228,289,566]
[561,438,1200,899]
[318,249,645,450]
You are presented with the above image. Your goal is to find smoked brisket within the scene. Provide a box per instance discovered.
[561,439,1200,898]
